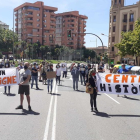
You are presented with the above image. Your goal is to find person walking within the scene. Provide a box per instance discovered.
[56,65,62,85]
[88,69,98,112]
[47,64,54,93]
[41,61,47,85]
[79,64,86,85]
[71,65,80,90]
[85,64,92,83]
[31,63,39,90]
[4,61,11,95]
[16,62,32,111]
[39,63,42,82]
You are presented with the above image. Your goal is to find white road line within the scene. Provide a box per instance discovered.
[51,86,58,140]
[43,80,56,140]
[104,93,120,104]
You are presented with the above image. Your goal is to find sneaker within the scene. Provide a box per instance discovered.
[94,108,98,112]
[16,105,23,110]
[28,105,32,111]
[124,95,127,98]
[36,88,40,90]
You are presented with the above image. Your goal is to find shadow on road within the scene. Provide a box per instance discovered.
[124,96,140,101]
[93,112,110,118]
[77,90,85,93]
[58,85,72,88]
[22,109,40,115]
[0,113,27,115]
[109,114,140,117]
[51,93,61,96]
[3,93,16,97]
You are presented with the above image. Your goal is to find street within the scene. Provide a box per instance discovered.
[0,70,140,140]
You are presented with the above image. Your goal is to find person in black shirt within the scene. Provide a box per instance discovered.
[31,63,39,90]
[88,69,98,112]
[0,61,4,68]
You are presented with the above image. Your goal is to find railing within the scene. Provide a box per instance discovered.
[123,19,127,22]
[129,18,134,22]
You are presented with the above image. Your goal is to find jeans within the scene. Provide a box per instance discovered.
[80,73,85,85]
[48,79,53,92]
[56,76,61,84]
[73,78,78,90]
[63,71,67,78]
[90,89,97,108]
[31,76,38,88]
[4,86,10,93]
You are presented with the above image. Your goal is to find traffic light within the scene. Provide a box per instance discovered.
[67,30,72,37]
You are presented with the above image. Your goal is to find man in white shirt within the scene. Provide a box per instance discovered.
[56,65,62,85]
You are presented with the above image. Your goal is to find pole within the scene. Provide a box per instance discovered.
[13,9,14,62]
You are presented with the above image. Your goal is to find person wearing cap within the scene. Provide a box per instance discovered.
[117,64,128,97]
[31,63,39,90]
[71,65,80,90]
[88,69,98,112]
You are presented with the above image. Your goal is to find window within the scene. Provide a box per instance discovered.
[123,14,127,22]
[44,25,46,27]
[44,9,49,12]
[37,24,40,27]
[112,37,115,42]
[123,25,127,31]
[110,16,111,23]
[130,25,133,31]
[113,26,115,32]
[112,47,114,51]
[27,6,40,11]
[113,16,116,22]
[115,0,117,4]
[37,14,40,16]
[119,0,121,4]
[44,14,47,17]
[37,19,40,21]
[130,13,134,22]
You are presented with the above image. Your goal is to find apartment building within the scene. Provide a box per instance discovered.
[14,1,57,47]
[109,0,140,64]
[55,11,88,49]
[0,21,9,29]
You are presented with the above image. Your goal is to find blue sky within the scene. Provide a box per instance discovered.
[0,0,138,48]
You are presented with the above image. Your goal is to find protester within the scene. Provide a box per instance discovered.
[86,64,92,83]
[39,63,43,82]
[17,62,24,71]
[0,61,4,68]
[4,61,11,94]
[79,64,86,85]
[88,69,98,112]
[56,65,62,85]
[117,64,128,97]
[47,64,54,93]
[31,63,39,90]
[41,61,47,85]
[16,62,32,111]
[62,62,67,78]
[71,65,80,90]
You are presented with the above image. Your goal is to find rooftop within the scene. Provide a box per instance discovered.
[0,20,7,25]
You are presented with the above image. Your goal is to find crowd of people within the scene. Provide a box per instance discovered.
[0,59,105,112]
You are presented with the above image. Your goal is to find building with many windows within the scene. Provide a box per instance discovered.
[14,1,57,46]
[55,11,88,49]
[109,0,140,64]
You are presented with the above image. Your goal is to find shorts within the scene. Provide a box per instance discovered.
[18,85,30,95]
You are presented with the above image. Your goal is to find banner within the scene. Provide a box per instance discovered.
[0,68,19,87]
[96,73,140,95]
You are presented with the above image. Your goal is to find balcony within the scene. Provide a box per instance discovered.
[15,18,18,21]
[15,28,18,31]
[84,24,86,28]
[129,18,134,22]
[50,12,55,16]
[84,29,86,32]
[15,23,18,26]
[50,41,54,45]
[123,19,127,23]
[27,24,33,27]
[15,13,18,16]
[50,22,55,26]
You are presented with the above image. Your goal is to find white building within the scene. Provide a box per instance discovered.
[0,21,9,29]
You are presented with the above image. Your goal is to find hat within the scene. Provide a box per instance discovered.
[33,63,36,65]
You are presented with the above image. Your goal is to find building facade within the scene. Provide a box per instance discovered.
[55,11,88,49]
[14,1,57,47]
[109,0,140,64]
[0,21,9,29]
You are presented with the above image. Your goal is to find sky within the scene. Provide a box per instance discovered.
[0,0,138,48]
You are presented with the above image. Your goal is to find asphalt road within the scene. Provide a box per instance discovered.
[0,69,140,140]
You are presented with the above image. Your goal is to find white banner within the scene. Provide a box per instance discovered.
[96,73,140,95]
[0,68,19,86]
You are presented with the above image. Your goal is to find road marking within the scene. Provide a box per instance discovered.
[104,93,120,104]
[51,86,58,140]
[43,80,56,140]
